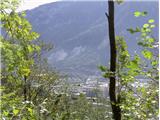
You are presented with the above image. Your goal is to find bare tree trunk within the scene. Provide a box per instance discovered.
[24,75,27,101]
[106,0,121,119]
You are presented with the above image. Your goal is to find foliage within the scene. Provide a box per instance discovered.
[119,12,158,119]
[99,11,158,119]
[1,0,45,119]
[134,11,147,17]
[1,0,40,90]
[1,1,158,120]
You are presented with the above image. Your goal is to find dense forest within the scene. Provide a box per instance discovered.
[1,0,159,120]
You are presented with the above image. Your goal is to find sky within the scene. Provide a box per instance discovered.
[17,0,59,11]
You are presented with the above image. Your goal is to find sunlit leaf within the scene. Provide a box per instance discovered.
[13,109,19,116]
[150,24,155,28]
[148,38,154,43]
[148,19,155,23]
[134,11,141,17]
[142,50,153,60]
[143,24,149,28]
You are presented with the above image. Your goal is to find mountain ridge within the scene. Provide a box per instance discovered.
[26,1,158,77]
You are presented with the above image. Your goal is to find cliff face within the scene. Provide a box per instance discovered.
[26,1,158,76]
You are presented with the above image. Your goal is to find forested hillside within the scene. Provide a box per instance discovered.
[26,1,158,77]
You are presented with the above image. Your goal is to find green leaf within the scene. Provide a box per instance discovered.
[27,45,34,53]
[141,33,147,37]
[27,107,33,113]
[134,11,141,17]
[21,68,31,76]
[27,108,33,116]
[13,109,19,116]
[21,12,26,17]
[128,61,138,69]
[143,24,149,28]
[127,55,140,70]
[103,73,109,78]
[3,111,9,116]
[150,24,155,28]
[145,28,151,33]
[134,11,147,17]
[142,50,153,60]
[127,28,140,34]
[116,0,124,4]
[151,60,158,66]
[35,46,41,52]
[148,19,155,23]
[141,11,147,16]
[138,41,143,46]
[135,27,141,32]
[148,38,154,43]
[98,65,107,72]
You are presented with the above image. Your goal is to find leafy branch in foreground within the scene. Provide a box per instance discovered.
[100,10,158,120]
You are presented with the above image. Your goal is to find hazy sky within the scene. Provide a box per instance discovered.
[17,0,58,11]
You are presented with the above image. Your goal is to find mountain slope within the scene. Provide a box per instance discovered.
[26,1,158,76]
